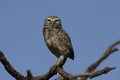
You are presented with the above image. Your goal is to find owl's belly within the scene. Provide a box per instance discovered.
[46,37,64,58]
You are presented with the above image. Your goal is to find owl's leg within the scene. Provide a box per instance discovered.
[55,55,67,67]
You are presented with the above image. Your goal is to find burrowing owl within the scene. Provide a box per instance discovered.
[43,16,74,60]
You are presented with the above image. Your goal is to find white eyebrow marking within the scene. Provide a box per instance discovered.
[47,18,52,20]
[47,17,60,22]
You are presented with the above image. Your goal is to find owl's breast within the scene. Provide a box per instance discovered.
[44,28,55,45]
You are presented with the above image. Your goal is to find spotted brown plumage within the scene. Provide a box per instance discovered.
[43,16,74,60]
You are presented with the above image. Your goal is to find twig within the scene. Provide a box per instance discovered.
[81,40,120,80]
[55,66,115,80]
[89,67,116,78]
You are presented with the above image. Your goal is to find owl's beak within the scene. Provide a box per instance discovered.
[51,21,55,25]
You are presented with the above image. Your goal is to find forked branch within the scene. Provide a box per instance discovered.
[0,40,120,80]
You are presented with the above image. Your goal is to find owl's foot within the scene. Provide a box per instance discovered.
[55,55,67,67]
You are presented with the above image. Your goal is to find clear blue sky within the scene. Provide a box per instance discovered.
[0,0,120,80]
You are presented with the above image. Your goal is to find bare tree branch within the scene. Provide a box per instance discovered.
[55,66,115,80]
[81,40,120,80]
[89,67,116,79]
[34,66,57,80]
[57,67,77,80]
[0,40,120,80]
[73,67,116,78]
[0,51,25,80]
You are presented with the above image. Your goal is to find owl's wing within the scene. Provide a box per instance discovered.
[63,30,74,60]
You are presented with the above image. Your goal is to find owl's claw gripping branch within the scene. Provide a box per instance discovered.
[55,55,67,67]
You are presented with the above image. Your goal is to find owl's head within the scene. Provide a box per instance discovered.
[44,16,62,27]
